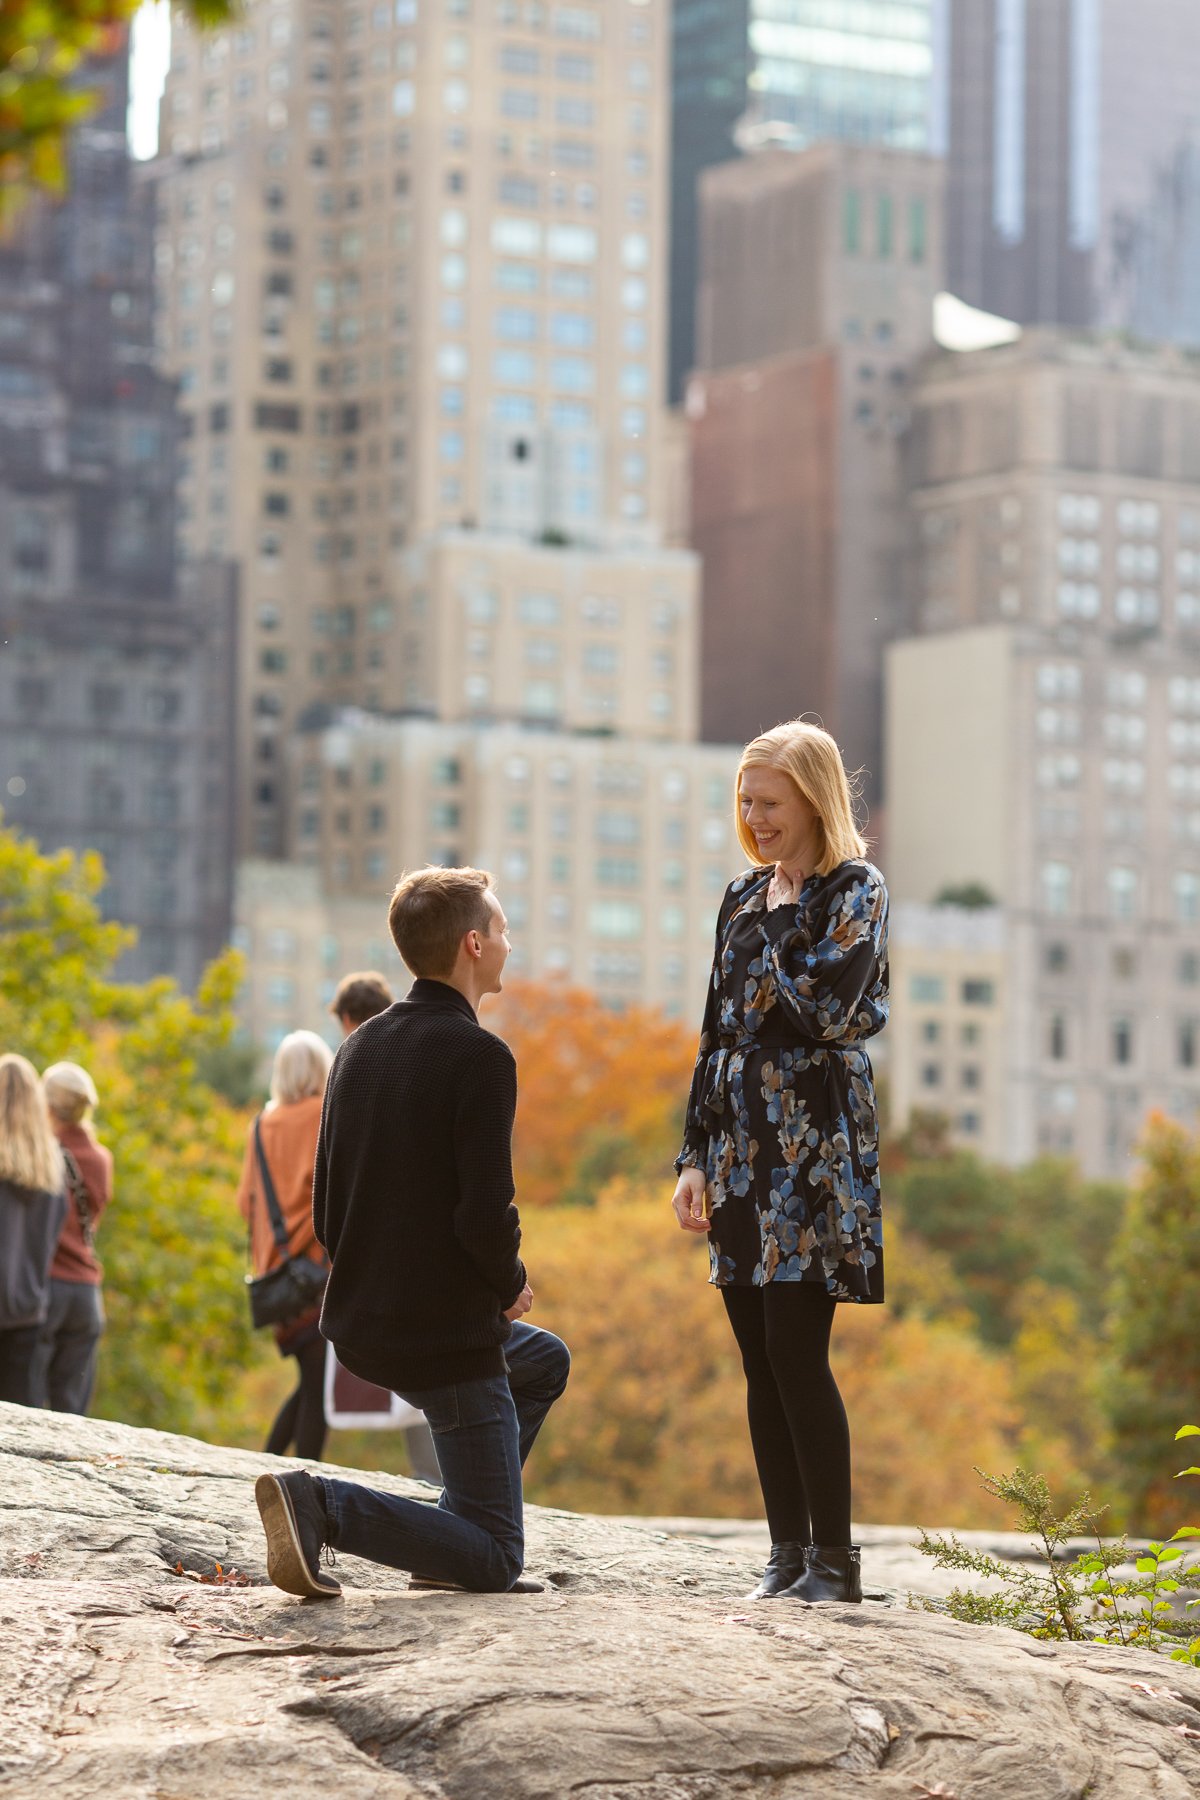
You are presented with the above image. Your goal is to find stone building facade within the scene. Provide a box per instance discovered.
[886,334,1200,1174]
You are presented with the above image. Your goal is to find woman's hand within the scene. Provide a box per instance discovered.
[671,1167,710,1233]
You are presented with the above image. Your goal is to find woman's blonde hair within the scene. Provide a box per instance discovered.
[0,1053,65,1195]
[42,1061,99,1134]
[735,718,868,876]
[269,1030,334,1108]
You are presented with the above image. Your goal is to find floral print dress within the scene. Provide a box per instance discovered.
[676,859,889,1301]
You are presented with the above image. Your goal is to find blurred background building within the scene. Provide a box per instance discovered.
[669,0,948,400]
[886,333,1200,1175]
[0,34,236,986]
[946,0,1200,343]
[688,139,943,795]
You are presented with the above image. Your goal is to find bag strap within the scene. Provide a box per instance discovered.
[61,1148,93,1250]
[253,1116,292,1260]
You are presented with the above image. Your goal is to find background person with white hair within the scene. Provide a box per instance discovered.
[237,1030,334,1461]
[31,1061,113,1414]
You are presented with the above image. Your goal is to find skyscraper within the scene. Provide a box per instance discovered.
[689,141,943,795]
[156,0,687,860]
[670,0,948,399]
[946,0,1200,341]
[0,34,236,985]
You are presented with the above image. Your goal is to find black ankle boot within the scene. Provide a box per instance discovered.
[747,1540,809,1600]
[780,1545,862,1604]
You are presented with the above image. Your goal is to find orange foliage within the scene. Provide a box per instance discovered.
[486,980,697,1209]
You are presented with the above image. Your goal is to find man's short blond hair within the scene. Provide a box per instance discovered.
[388,866,494,979]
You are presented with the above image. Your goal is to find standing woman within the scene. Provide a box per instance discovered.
[671,719,888,1605]
[0,1054,68,1405]
[238,1030,333,1461]
[33,1062,113,1414]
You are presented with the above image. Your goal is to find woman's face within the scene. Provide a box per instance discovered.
[739,764,820,870]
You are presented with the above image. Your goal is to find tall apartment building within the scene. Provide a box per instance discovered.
[946,0,1200,342]
[155,0,682,858]
[689,142,943,796]
[0,34,236,986]
[669,0,948,400]
[887,332,1200,1176]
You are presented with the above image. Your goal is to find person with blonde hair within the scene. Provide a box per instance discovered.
[237,1029,334,1461]
[671,718,889,1607]
[0,1054,68,1405]
[31,1062,113,1414]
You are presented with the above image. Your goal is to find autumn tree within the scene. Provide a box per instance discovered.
[0,824,256,1437]
[1,1,234,213]
[1105,1113,1200,1530]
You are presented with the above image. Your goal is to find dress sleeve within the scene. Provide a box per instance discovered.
[761,865,889,1043]
[675,900,728,1174]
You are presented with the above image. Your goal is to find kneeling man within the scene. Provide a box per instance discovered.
[255,866,569,1597]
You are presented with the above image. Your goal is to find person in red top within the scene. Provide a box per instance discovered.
[32,1062,113,1415]
[237,1030,333,1461]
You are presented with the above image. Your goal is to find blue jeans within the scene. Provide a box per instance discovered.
[318,1321,570,1592]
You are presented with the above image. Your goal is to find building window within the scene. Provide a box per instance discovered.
[1107,866,1138,922]
[1112,1018,1134,1066]
[1179,1020,1198,1070]
[876,192,893,257]
[908,197,926,263]
[910,974,944,1003]
[1041,862,1073,915]
[961,979,995,1005]
[843,189,860,254]
[590,899,641,939]
[1048,1013,1067,1061]
[1176,871,1200,924]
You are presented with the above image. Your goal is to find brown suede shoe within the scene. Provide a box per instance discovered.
[255,1470,342,1600]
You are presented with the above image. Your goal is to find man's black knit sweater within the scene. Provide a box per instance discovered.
[313,978,526,1390]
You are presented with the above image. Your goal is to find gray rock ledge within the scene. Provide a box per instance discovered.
[3,1404,1199,1798]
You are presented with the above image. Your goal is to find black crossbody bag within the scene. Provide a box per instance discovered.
[244,1116,328,1329]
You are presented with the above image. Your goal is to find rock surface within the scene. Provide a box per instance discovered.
[4,1403,1200,1798]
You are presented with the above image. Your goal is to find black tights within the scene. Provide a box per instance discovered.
[266,1336,328,1462]
[722,1283,851,1547]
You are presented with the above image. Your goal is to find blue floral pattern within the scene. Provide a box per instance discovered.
[676,860,889,1302]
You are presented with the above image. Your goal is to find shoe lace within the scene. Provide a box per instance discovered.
[322,1542,338,1569]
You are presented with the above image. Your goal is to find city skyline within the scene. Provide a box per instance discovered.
[6,1,1200,1179]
